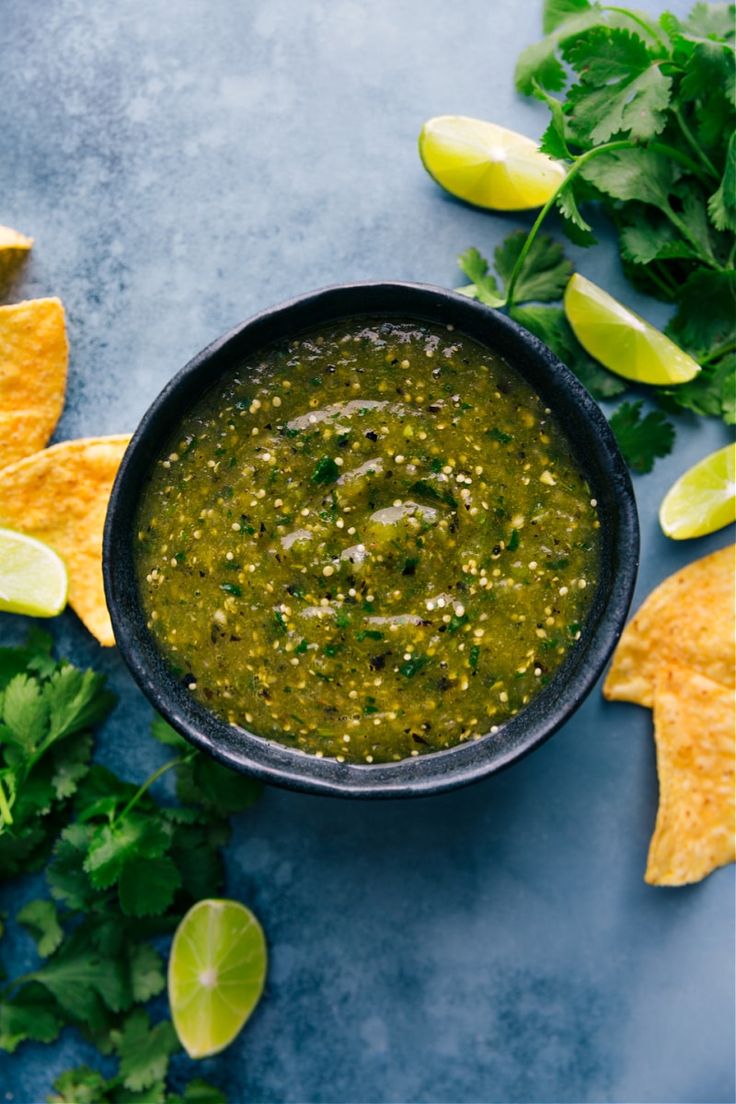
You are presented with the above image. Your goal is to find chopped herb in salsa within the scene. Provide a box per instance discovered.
[137,318,600,763]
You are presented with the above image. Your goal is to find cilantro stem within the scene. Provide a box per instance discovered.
[505,139,634,306]
[700,340,736,366]
[645,262,678,300]
[673,108,720,182]
[114,753,194,824]
[660,203,719,270]
[647,140,713,185]
[3,971,33,994]
[602,6,668,51]
[505,137,718,306]
[0,776,14,827]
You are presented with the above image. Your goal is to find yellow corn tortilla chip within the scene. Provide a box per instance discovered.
[0,225,33,251]
[0,298,68,469]
[603,546,735,706]
[0,436,131,645]
[645,663,735,886]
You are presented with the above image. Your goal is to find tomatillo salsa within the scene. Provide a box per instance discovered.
[136,319,600,763]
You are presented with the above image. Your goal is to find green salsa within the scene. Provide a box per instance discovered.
[136,319,600,763]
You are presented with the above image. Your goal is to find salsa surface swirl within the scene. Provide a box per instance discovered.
[136,318,600,763]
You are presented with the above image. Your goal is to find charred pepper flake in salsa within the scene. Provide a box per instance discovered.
[136,319,600,763]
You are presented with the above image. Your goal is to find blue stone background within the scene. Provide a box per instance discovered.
[1,0,734,1100]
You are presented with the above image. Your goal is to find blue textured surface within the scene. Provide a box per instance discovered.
[1,1,734,1101]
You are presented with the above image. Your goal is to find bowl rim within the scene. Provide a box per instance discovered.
[104,280,639,799]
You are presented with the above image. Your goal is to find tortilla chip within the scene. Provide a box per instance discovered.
[0,298,68,469]
[603,546,735,706]
[0,225,33,251]
[0,436,131,645]
[645,664,735,886]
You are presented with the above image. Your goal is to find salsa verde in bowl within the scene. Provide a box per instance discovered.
[104,283,638,797]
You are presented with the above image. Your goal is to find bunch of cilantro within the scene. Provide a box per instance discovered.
[458,0,735,473]
[0,633,261,1103]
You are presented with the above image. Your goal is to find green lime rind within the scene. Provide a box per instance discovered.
[168,898,267,1059]
[660,442,736,540]
[0,526,68,617]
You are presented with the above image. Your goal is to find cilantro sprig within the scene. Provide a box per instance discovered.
[457,0,735,473]
[0,637,261,1101]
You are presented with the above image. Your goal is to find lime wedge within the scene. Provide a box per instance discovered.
[660,442,736,539]
[419,115,566,210]
[564,273,701,386]
[0,526,68,617]
[169,899,266,1059]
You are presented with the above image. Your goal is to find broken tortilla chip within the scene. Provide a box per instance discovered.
[0,225,33,251]
[0,436,131,645]
[603,546,735,706]
[0,298,68,469]
[645,664,735,886]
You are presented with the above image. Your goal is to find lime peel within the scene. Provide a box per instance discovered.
[660,442,736,540]
[168,898,267,1059]
[564,273,701,386]
[0,526,68,617]
[419,115,566,211]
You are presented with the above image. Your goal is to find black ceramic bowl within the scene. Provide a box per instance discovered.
[104,282,639,798]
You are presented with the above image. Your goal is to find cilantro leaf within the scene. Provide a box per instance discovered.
[2,674,49,751]
[510,304,626,399]
[47,823,98,910]
[49,1066,111,1104]
[0,653,113,842]
[533,82,574,160]
[695,85,735,161]
[0,648,46,692]
[74,763,138,823]
[563,27,672,144]
[608,401,675,473]
[682,2,736,39]
[0,981,63,1053]
[617,205,701,265]
[17,898,63,957]
[169,1079,227,1104]
[49,1068,225,1104]
[580,147,676,207]
[0,817,50,879]
[51,732,93,801]
[661,353,736,425]
[457,247,504,306]
[43,666,115,742]
[495,230,573,303]
[84,813,171,889]
[128,943,166,1003]
[666,269,736,357]
[151,714,189,749]
[515,6,601,93]
[708,132,736,232]
[175,753,262,816]
[542,0,593,34]
[169,821,227,900]
[30,928,128,1019]
[119,856,182,917]
[556,184,596,245]
[458,232,573,310]
[113,1009,180,1092]
[669,8,736,105]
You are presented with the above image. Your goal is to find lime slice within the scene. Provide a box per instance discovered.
[419,115,566,210]
[0,527,68,617]
[660,442,736,540]
[169,899,266,1059]
[564,273,701,385]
